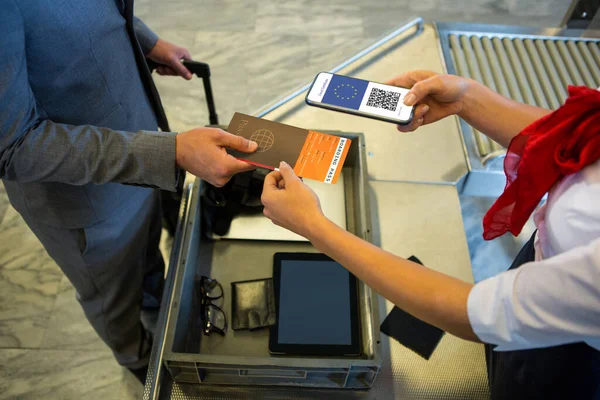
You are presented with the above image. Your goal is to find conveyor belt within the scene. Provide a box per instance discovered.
[441,30,600,160]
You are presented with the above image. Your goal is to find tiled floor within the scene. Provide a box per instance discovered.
[0,1,570,399]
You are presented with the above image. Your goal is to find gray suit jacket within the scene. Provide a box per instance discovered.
[0,0,177,229]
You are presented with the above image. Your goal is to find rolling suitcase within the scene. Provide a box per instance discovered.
[148,59,219,236]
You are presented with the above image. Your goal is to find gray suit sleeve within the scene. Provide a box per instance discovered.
[134,16,159,55]
[0,1,178,191]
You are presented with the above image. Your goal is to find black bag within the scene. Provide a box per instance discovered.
[148,59,219,237]
[201,169,268,237]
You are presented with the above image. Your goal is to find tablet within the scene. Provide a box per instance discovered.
[270,253,361,356]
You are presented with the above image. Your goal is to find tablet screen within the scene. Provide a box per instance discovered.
[271,253,361,356]
[278,260,352,345]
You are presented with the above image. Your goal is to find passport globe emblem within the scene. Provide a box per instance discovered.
[250,129,275,152]
[333,83,358,101]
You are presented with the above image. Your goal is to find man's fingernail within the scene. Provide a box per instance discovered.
[280,161,289,169]
[249,141,258,150]
[404,93,416,106]
[417,118,424,124]
[422,104,429,114]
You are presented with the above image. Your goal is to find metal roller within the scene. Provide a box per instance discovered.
[513,39,550,108]
[546,40,577,90]
[557,40,586,86]
[449,35,471,81]
[482,37,510,98]
[471,36,498,92]
[566,41,596,87]
[470,36,503,152]
[460,35,494,156]
[502,38,536,105]
[588,42,600,72]
[491,37,524,103]
[440,27,600,160]
[450,35,492,156]
[577,41,600,86]
[459,35,484,82]
[534,40,568,105]
[524,39,560,109]
[479,37,506,151]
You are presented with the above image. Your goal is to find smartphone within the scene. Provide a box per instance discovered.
[305,72,414,125]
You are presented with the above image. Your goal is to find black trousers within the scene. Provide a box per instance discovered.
[486,232,600,400]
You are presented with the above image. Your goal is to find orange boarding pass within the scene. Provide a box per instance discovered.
[226,113,351,184]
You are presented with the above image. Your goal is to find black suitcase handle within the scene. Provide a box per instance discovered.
[147,59,219,125]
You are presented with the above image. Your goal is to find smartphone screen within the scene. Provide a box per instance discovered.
[306,72,414,124]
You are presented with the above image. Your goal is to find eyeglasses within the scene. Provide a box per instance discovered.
[195,276,227,337]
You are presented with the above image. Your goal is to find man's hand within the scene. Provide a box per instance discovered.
[147,39,192,80]
[261,162,324,239]
[386,70,471,132]
[176,128,257,187]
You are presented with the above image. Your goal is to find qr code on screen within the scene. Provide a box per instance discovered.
[365,88,401,111]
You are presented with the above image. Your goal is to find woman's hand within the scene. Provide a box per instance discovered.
[261,162,325,239]
[386,70,472,132]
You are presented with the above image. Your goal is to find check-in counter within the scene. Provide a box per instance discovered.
[144,18,600,400]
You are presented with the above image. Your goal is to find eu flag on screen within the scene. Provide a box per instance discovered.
[321,75,368,111]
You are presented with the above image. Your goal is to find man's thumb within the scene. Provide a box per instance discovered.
[220,132,258,153]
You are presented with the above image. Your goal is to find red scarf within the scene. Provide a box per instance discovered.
[483,86,600,240]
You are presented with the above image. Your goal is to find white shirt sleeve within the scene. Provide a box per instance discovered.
[467,236,600,351]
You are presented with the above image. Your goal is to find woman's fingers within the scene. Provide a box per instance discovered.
[404,75,446,106]
[386,70,438,89]
[396,103,429,132]
[397,118,424,132]
[263,171,283,191]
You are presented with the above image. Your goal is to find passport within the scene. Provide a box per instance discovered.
[226,113,351,184]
